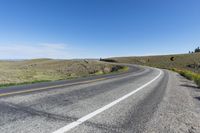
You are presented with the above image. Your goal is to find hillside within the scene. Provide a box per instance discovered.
[108,53,200,73]
[0,59,124,87]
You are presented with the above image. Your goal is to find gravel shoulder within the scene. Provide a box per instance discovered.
[144,70,200,133]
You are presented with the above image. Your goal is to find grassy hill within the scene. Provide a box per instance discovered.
[104,53,200,87]
[0,59,125,87]
[108,53,200,73]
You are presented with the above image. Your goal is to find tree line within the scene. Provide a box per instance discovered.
[189,47,200,53]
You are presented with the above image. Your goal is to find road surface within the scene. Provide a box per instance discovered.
[0,64,199,133]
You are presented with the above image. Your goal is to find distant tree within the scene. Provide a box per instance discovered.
[195,47,200,53]
[189,51,191,54]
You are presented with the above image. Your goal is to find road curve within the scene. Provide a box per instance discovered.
[0,64,198,133]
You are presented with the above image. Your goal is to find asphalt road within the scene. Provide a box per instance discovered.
[0,64,199,133]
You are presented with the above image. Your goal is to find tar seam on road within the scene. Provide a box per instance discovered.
[52,69,163,133]
[0,78,107,97]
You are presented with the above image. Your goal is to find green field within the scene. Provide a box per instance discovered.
[0,59,125,87]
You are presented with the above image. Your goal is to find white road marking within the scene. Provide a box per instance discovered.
[53,69,162,133]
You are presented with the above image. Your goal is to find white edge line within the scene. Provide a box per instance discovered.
[53,69,163,133]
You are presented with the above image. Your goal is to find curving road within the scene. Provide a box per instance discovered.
[0,64,199,133]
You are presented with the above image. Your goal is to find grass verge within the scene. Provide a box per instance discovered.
[171,68,200,88]
[0,80,51,88]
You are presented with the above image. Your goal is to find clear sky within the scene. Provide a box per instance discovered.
[0,0,200,59]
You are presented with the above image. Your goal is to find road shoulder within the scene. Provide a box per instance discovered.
[144,70,200,133]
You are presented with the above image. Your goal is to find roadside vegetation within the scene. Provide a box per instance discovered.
[0,59,127,88]
[171,68,200,87]
[102,47,200,88]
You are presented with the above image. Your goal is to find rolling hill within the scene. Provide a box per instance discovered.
[0,59,124,87]
[108,53,200,73]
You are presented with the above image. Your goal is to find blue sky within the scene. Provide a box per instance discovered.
[0,0,200,59]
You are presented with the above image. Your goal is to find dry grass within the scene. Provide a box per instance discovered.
[106,53,200,88]
[109,53,200,73]
[0,59,124,86]
[172,68,200,87]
